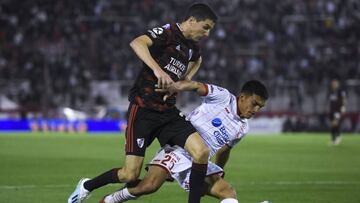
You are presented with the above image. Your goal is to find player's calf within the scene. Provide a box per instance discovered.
[100,181,161,203]
[83,168,121,192]
[206,174,238,202]
[100,166,168,203]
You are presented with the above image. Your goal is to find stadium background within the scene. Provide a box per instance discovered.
[0,0,360,203]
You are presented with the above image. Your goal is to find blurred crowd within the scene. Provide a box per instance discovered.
[0,0,359,113]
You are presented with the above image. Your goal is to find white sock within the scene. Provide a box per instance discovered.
[220,198,239,203]
[105,188,137,203]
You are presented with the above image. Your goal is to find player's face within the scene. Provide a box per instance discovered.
[238,94,266,119]
[188,18,215,41]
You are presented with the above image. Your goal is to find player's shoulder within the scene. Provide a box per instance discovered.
[207,84,229,94]
[159,23,178,33]
[203,84,232,105]
[161,23,172,30]
[146,23,173,38]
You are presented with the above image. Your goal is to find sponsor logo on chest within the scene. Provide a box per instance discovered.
[163,57,187,78]
[211,118,230,145]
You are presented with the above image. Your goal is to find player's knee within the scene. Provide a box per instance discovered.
[192,145,210,163]
[124,172,140,182]
[118,168,141,182]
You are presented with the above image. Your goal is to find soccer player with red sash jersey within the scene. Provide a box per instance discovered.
[68,3,217,203]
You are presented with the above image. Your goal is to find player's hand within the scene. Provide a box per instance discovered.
[155,81,182,101]
[155,86,175,101]
[154,69,174,89]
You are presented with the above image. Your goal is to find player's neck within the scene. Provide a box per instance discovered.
[179,22,192,40]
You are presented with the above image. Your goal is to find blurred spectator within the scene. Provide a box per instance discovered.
[0,0,359,120]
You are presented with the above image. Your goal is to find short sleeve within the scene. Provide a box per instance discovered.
[145,24,171,47]
[203,84,231,105]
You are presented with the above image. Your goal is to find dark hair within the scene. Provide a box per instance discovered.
[241,80,269,100]
[184,3,218,22]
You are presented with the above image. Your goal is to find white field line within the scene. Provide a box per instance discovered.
[1,181,359,190]
[0,184,71,189]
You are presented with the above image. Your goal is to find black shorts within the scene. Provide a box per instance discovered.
[125,103,196,157]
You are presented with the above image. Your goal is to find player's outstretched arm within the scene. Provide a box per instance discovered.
[171,80,207,95]
[130,35,173,88]
[156,80,208,100]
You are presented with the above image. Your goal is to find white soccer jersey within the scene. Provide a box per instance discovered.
[187,84,249,157]
[147,84,249,192]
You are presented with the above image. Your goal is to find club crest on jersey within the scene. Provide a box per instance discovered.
[212,118,222,127]
[137,138,145,148]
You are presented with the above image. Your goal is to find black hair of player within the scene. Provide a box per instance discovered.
[183,3,218,22]
[241,80,269,100]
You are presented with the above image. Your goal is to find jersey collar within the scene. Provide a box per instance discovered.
[175,22,197,43]
[175,23,187,40]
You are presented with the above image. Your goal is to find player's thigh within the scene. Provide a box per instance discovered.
[205,174,237,200]
[184,132,209,163]
[125,103,158,157]
[157,109,197,148]
[158,109,209,161]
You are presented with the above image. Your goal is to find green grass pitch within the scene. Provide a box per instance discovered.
[1,132,360,203]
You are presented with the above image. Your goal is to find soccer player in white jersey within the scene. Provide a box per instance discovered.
[100,80,268,203]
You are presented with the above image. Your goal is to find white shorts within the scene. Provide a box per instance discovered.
[147,145,224,192]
